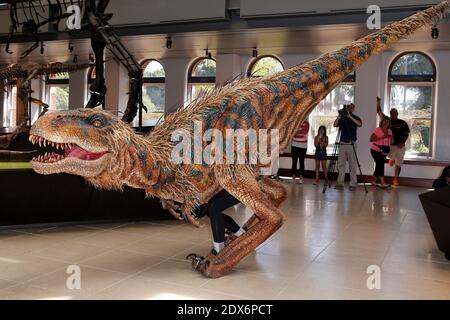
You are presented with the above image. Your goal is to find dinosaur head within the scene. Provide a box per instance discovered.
[30,108,133,178]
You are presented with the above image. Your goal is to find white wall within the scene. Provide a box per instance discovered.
[142,49,447,180]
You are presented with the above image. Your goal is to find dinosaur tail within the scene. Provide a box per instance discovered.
[273,0,448,148]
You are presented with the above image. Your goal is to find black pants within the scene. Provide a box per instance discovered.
[206,189,241,243]
[371,149,386,177]
[292,146,307,177]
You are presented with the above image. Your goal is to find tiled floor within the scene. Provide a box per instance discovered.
[0,180,449,300]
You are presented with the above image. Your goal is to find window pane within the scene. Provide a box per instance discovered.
[389,85,432,156]
[143,60,165,78]
[142,84,165,126]
[391,53,434,76]
[190,84,214,102]
[251,57,284,77]
[308,84,355,154]
[191,59,216,77]
[4,86,17,127]
[49,86,69,111]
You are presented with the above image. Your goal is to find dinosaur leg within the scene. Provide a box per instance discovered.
[187,166,286,278]
[243,177,288,230]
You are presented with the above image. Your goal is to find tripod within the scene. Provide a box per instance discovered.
[322,127,368,194]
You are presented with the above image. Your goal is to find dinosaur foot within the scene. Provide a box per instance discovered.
[186,253,224,278]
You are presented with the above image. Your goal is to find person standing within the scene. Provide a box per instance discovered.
[370,116,393,189]
[314,125,328,185]
[291,120,309,184]
[333,103,363,191]
[377,97,410,187]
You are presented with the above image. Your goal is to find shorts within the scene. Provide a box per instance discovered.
[388,145,406,166]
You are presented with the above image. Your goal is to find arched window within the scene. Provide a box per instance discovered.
[46,71,69,111]
[187,58,216,103]
[308,72,356,154]
[2,82,17,128]
[139,59,165,126]
[85,66,96,105]
[247,55,284,77]
[388,52,436,157]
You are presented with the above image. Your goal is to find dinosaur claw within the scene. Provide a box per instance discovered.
[186,253,207,270]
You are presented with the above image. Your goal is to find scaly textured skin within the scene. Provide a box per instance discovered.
[29,2,449,278]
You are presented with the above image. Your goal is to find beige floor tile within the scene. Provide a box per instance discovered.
[73,230,150,249]
[25,265,130,297]
[80,249,166,274]
[0,234,64,258]
[0,230,27,241]
[0,254,65,283]
[277,283,382,300]
[382,255,450,283]
[137,259,210,287]
[378,272,450,300]
[89,276,195,300]
[184,287,248,300]
[121,237,196,258]
[200,270,290,299]
[1,183,448,299]
[35,226,107,241]
[113,221,178,237]
[234,251,311,278]
[0,284,76,300]
[31,241,111,264]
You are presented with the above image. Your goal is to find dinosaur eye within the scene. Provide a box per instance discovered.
[92,119,103,127]
[87,114,107,128]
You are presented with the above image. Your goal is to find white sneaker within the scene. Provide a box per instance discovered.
[298,178,303,184]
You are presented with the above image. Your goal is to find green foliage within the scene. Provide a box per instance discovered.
[192,59,216,77]
[54,86,69,111]
[251,57,283,77]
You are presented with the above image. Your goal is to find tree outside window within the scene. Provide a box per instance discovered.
[248,56,284,77]
[46,72,69,111]
[307,76,355,154]
[188,58,216,103]
[138,60,165,127]
[388,52,436,158]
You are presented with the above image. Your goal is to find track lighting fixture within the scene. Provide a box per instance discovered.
[40,42,45,55]
[73,54,78,63]
[166,36,172,49]
[432,24,439,39]
[205,48,212,59]
[68,41,74,53]
[252,47,258,58]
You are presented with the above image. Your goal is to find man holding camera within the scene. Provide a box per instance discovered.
[333,103,363,191]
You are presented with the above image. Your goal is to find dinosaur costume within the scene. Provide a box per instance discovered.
[29,2,448,278]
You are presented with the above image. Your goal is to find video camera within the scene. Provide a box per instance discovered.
[338,103,354,117]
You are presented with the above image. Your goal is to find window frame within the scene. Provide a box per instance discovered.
[388,51,436,83]
[387,81,435,159]
[45,72,70,111]
[137,59,166,127]
[187,57,217,103]
[387,52,436,159]
[247,55,285,78]
[306,78,356,155]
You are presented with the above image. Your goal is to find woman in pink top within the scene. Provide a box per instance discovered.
[370,116,393,189]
